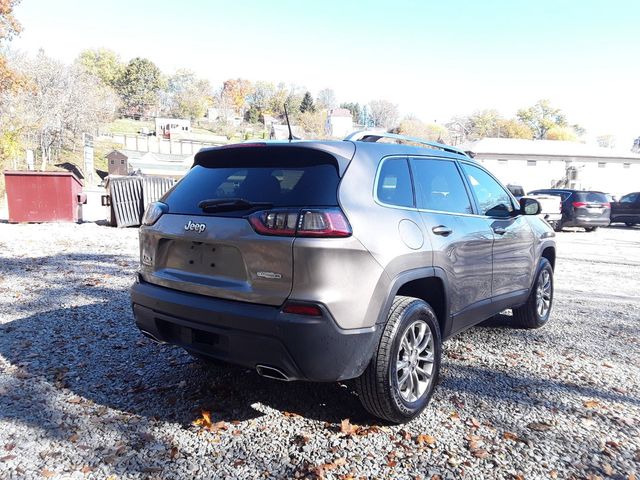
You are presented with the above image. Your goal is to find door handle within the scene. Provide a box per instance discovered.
[432,225,453,236]
[493,227,507,235]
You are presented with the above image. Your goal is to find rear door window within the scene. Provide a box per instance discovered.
[409,158,472,214]
[163,148,341,215]
[377,158,414,207]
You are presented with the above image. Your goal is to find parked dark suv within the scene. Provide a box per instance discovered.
[527,189,611,232]
[610,192,640,227]
[131,131,556,423]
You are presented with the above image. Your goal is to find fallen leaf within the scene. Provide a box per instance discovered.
[450,412,461,421]
[416,434,436,447]
[0,455,16,462]
[527,422,552,431]
[549,470,558,478]
[283,411,301,418]
[294,434,310,446]
[399,429,412,441]
[169,446,179,460]
[193,410,213,429]
[583,400,600,408]
[503,431,519,441]
[469,417,481,428]
[233,459,246,467]
[80,466,93,474]
[340,418,359,436]
[142,466,162,473]
[209,421,228,433]
[603,464,613,475]
[4,444,15,451]
[68,433,79,443]
[41,469,55,478]
[470,448,490,459]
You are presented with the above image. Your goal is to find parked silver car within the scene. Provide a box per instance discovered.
[131,131,556,423]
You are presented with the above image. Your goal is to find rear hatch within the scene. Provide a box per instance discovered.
[571,191,611,219]
[139,145,347,306]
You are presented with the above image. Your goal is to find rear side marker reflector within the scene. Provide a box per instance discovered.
[282,303,323,316]
[248,208,351,238]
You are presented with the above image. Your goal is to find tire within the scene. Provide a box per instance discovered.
[355,296,442,423]
[626,222,635,227]
[585,226,598,232]
[512,258,554,329]
[553,222,564,232]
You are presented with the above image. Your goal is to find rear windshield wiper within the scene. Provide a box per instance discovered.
[198,198,273,212]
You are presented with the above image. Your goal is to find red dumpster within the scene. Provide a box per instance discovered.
[4,171,84,223]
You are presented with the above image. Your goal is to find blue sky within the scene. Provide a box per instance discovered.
[12,0,640,144]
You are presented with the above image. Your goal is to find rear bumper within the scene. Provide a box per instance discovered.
[566,216,611,227]
[130,279,380,382]
[542,213,562,222]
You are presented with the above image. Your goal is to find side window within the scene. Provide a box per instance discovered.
[620,193,638,203]
[461,163,515,217]
[377,158,414,207]
[409,158,472,214]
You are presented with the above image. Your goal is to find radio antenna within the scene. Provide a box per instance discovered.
[283,103,296,141]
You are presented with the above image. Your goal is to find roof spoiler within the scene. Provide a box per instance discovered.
[344,130,469,157]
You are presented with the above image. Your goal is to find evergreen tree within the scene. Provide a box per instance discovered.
[300,91,315,113]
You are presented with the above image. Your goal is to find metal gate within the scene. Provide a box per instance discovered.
[107,176,176,228]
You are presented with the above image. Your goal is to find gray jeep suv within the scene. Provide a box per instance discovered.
[131,131,556,423]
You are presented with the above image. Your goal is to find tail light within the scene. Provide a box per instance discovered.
[603,202,611,208]
[142,201,168,226]
[572,201,587,208]
[248,208,351,237]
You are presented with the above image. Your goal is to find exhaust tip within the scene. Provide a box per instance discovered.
[140,330,165,344]
[256,364,290,382]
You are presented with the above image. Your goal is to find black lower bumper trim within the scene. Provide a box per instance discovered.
[130,281,380,382]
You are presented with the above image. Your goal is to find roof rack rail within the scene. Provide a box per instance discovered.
[344,130,469,157]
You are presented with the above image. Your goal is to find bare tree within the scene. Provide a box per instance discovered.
[317,88,337,110]
[2,50,118,169]
[368,99,399,130]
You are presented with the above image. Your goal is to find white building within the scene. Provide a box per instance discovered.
[154,118,191,139]
[461,138,640,197]
[325,108,353,138]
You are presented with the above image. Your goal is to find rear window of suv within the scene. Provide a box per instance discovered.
[574,191,609,203]
[162,147,341,215]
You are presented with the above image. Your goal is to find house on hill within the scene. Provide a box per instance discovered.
[325,108,353,138]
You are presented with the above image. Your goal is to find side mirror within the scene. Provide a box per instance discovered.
[520,197,541,215]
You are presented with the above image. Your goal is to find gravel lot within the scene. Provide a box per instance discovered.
[0,223,638,480]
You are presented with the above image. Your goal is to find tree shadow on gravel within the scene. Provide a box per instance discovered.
[3,297,638,442]
[0,299,366,442]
